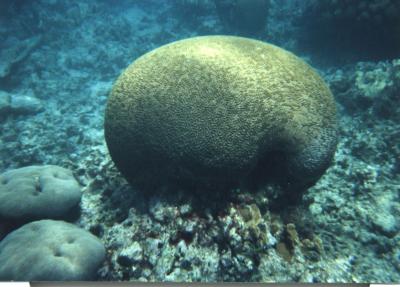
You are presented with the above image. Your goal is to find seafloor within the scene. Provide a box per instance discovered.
[0,0,399,283]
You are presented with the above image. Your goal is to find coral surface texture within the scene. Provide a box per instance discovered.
[105,36,337,190]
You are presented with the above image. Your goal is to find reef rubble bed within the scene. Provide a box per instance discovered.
[0,0,399,283]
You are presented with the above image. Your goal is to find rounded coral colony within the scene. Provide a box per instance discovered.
[104,36,338,191]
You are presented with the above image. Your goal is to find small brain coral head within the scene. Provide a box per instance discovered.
[104,36,337,191]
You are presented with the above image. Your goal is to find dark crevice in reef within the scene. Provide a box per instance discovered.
[295,0,400,67]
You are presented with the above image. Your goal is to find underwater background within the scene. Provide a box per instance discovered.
[0,0,399,282]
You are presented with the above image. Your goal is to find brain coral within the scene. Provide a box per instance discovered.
[0,165,81,221]
[0,220,105,281]
[104,36,337,190]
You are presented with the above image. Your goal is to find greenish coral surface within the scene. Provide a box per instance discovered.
[0,165,81,221]
[0,220,105,281]
[105,36,337,190]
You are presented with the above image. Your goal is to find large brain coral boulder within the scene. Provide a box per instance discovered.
[105,36,337,190]
[0,165,81,221]
[0,220,105,281]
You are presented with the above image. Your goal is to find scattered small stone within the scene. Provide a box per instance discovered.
[117,242,143,267]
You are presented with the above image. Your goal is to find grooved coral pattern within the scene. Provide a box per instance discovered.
[104,36,337,188]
